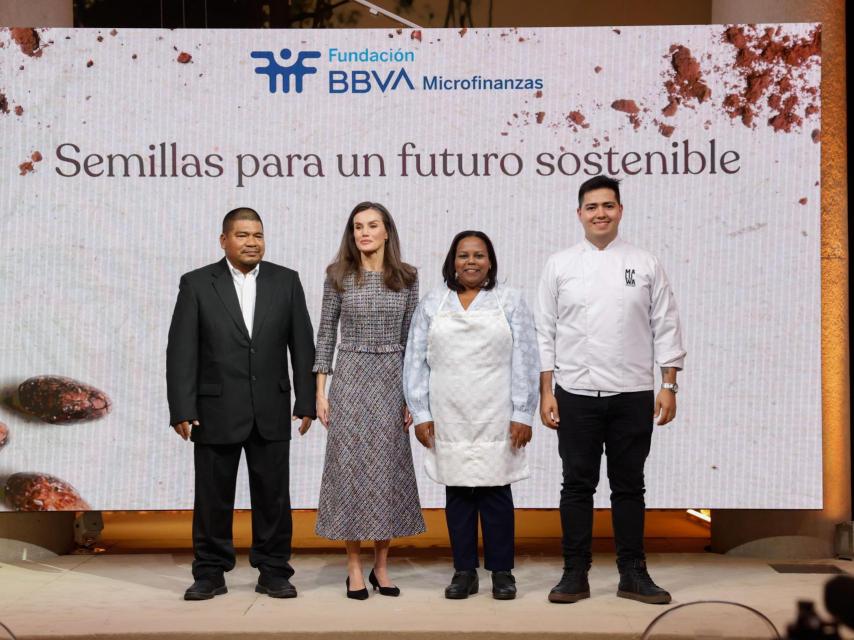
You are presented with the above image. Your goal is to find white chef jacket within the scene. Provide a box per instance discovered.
[227,258,259,337]
[535,236,685,393]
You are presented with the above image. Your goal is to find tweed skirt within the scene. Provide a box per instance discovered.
[315,350,426,540]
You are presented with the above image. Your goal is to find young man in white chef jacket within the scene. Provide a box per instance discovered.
[535,175,686,605]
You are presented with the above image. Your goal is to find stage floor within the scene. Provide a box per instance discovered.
[1,551,851,640]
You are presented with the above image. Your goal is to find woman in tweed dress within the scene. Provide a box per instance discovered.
[309,201,425,598]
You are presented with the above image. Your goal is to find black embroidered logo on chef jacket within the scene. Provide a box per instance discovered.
[624,268,636,287]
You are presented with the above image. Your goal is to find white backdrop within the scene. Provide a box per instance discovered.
[0,25,821,509]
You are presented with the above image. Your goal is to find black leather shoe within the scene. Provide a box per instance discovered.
[346,576,369,600]
[617,560,671,604]
[444,570,479,599]
[548,566,590,603]
[255,572,297,598]
[369,569,401,597]
[491,571,517,600]
[184,574,227,601]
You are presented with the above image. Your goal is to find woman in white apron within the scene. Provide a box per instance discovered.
[404,230,539,600]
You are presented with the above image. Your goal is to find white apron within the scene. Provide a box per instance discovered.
[425,289,530,486]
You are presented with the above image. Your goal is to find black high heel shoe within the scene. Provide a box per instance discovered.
[369,569,401,597]
[346,576,369,600]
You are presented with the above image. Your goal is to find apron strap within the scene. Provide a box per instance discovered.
[492,287,507,315]
[491,288,512,329]
[436,288,453,314]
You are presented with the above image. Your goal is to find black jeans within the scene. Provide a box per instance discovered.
[445,485,515,572]
[555,386,654,569]
[192,425,293,580]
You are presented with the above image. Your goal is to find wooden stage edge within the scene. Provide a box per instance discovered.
[98,508,711,551]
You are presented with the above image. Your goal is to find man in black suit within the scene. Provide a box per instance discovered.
[167,207,315,601]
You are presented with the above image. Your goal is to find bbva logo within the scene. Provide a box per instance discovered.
[251,48,322,94]
[251,48,416,95]
[329,69,415,94]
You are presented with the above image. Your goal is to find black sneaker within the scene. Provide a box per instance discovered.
[548,566,590,603]
[491,571,517,600]
[256,571,298,598]
[445,570,479,599]
[617,560,671,604]
[184,574,227,601]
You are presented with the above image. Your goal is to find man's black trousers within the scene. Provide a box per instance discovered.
[555,386,654,569]
[445,485,515,572]
[192,425,293,580]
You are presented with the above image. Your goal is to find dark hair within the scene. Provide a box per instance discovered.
[222,207,263,233]
[326,201,417,292]
[442,230,498,292]
[577,175,621,207]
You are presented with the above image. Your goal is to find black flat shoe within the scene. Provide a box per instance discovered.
[184,575,227,601]
[369,569,401,597]
[346,576,369,600]
[256,572,297,598]
[444,570,479,599]
[491,571,517,600]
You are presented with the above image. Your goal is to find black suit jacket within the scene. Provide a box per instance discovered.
[166,258,316,444]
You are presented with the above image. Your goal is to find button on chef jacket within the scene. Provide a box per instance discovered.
[535,236,686,393]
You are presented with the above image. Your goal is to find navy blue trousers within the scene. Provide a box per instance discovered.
[555,386,654,570]
[445,485,515,572]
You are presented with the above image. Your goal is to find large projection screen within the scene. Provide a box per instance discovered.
[0,24,821,510]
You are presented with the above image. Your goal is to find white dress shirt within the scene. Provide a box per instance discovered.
[227,259,259,337]
[535,236,686,393]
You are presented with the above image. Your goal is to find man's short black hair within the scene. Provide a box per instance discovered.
[222,207,263,233]
[578,175,621,207]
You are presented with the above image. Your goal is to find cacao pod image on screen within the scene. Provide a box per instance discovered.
[15,376,111,423]
[0,421,7,448]
[3,472,91,511]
